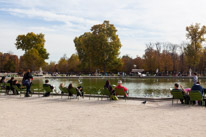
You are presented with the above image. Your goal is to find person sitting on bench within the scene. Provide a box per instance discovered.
[43,80,54,97]
[115,80,128,97]
[6,77,14,94]
[12,80,21,95]
[173,83,190,104]
[0,76,6,89]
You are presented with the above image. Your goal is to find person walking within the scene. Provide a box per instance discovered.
[22,69,33,97]
[193,72,198,85]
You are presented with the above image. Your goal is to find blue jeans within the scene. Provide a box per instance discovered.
[23,80,31,95]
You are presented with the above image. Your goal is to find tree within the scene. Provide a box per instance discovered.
[198,48,206,75]
[160,50,173,74]
[74,32,94,72]
[67,54,80,72]
[56,55,69,73]
[185,23,206,70]
[168,43,178,74]
[143,45,158,73]
[133,56,144,69]
[15,32,49,71]
[43,61,57,73]
[74,20,122,73]
[178,42,187,74]
[4,60,16,72]
[0,53,19,72]
[19,49,45,71]
[121,55,133,73]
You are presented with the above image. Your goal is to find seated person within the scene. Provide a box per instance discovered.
[59,83,64,88]
[172,83,190,104]
[0,76,6,83]
[68,84,83,97]
[43,80,54,97]
[59,83,66,94]
[77,86,84,97]
[68,84,74,96]
[115,80,128,97]
[191,81,203,96]
[0,76,6,88]
[6,77,14,94]
[191,81,203,105]
[104,80,114,95]
[12,80,21,95]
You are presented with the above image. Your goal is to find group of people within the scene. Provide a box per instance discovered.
[0,69,33,97]
[0,76,22,95]
[42,79,128,99]
[43,80,84,97]
[104,80,128,100]
[173,72,205,105]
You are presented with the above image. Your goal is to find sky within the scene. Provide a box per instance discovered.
[0,0,206,62]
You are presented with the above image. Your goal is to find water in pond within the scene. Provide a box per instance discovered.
[31,78,206,98]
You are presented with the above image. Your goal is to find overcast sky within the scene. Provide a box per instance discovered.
[0,0,206,62]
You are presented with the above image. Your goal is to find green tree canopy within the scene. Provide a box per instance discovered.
[68,54,80,72]
[15,32,49,71]
[74,20,122,73]
[185,23,206,70]
[56,55,68,73]
[20,49,45,71]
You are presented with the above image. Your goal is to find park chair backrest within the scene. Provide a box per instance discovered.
[189,90,203,101]
[12,85,20,91]
[69,87,77,94]
[0,83,5,88]
[59,86,68,93]
[171,89,184,100]
[0,83,5,91]
[43,85,52,93]
[115,88,125,96]
[101,88,111,96]
[90,87,98,94]
[6,83,11,87]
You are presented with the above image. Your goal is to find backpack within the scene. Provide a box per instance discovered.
[111,95,118,100]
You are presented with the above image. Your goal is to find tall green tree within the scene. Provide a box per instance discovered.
[74,32,94,72]
[43,61,56,73]
[74,20,122,73]
[56,55,68,73]
[67,54,80,72]
[185,23,206,70]
[19,49,45,71]
[15,32,49,71]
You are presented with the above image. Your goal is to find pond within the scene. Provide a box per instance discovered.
[31,77,206,98]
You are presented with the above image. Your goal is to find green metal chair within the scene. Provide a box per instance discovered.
[5,83,11,95]
[43,85,53,97]
[86,87,98,100]
[0,83,6,95]
[171,89,184,105]
[59,86,68,99]
[115,88,127,101]
[189,90,204,106]
[69,87,79,99]
[12,85,25,97]
[100,88,111,100]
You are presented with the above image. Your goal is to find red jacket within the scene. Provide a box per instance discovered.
[115,85,128,96]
